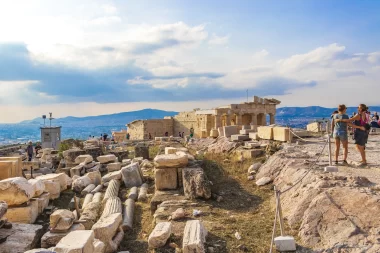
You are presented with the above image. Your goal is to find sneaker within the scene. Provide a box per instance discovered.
[342,160,349,165]
[358,162,367,168]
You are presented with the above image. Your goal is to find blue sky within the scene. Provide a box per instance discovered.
[0,0,380,122]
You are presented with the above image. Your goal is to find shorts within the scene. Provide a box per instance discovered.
[333,131,348,141]
[354,130,368,146]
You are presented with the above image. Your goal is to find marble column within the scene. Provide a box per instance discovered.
[270,114,275,125]
[262,114,267,125]
[236,113,242,126]
[251,114,257,125]
[225,114,231,126]
[214,115,221,129]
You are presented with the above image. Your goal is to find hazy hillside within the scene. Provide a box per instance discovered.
[19,109,178,126]
[277,106,380,117]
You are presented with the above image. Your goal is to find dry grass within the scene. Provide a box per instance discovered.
[199,153,277,253]
[119,149,279,253]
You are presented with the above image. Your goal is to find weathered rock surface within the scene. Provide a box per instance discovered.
[54,230,95,253]
[41,223,85,248]
[107,162,122,172]
[82,193,94,209]
[36,173,68,192]
[128,186,138,200]
[75,155,93,164]
[50,209,75,232]
[81,201,101,230]
[148,222,172,248]
[63,149,86,164]
[122,198,135,231]
[72,175,92,192]
[121,162,143,188]
[255,177,272,186]
[0,223,44,253]
[171,208,185,221]
[28,179,45,197]
[154,154,188,168]
[0,177,34,206]
[247,163,261,175]
[85,171,101,185]
[109,150,129,163]
[97,154,117,164]
[257,145,380,251]
[0,200,8,219]
[4,198,38,223]
[155,168,178,190]
[92,213,122,253]
[101,197,122,218]
[82,184,96,196]
[103,179,120,203]
[183,220,208,253]
[165,147,177,155]
[138,183,149,202]
[183,167,211,199]
[43,180,61,200]
[33,192,50,214]
[187,137,238,154]
[102,171,122,184]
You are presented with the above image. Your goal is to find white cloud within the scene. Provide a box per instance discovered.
[277,43,346,73]
[367,52,380,64]
[102,4,118,15]
[252,49,269,60]
[89,16,122,26]
[0,80,57,105]
[208,34,229,45]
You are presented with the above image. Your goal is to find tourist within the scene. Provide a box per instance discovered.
[126,133,130,140]
[26,141,34,161]
[331,110,338,119]
[88,135,92,140]
[149,133,152,140]
[331,105,359,165]
[103,133,108,141]
[371,118,380,128]
[373,112,379,121]
[336,104,369,166]
[179,132,182,137]
[35,142,42,156]
[165,132,169,137]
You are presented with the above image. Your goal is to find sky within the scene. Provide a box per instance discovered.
[1,0,380,123]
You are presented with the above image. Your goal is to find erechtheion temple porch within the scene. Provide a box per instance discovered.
[123,96,280,140]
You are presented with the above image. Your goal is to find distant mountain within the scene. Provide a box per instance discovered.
[19,109,178,126]
[277,106,380,118]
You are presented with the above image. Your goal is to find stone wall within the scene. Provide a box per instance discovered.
[127,121,145,140]
[144,119,174,139]
[173,111,198,137]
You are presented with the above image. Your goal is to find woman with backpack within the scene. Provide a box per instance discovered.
[336,104,370,166]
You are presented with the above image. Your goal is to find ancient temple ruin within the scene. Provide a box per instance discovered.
[125,96,280,140]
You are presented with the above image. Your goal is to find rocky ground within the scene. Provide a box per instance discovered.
[2,132,380,253]
[256,134,380,252]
